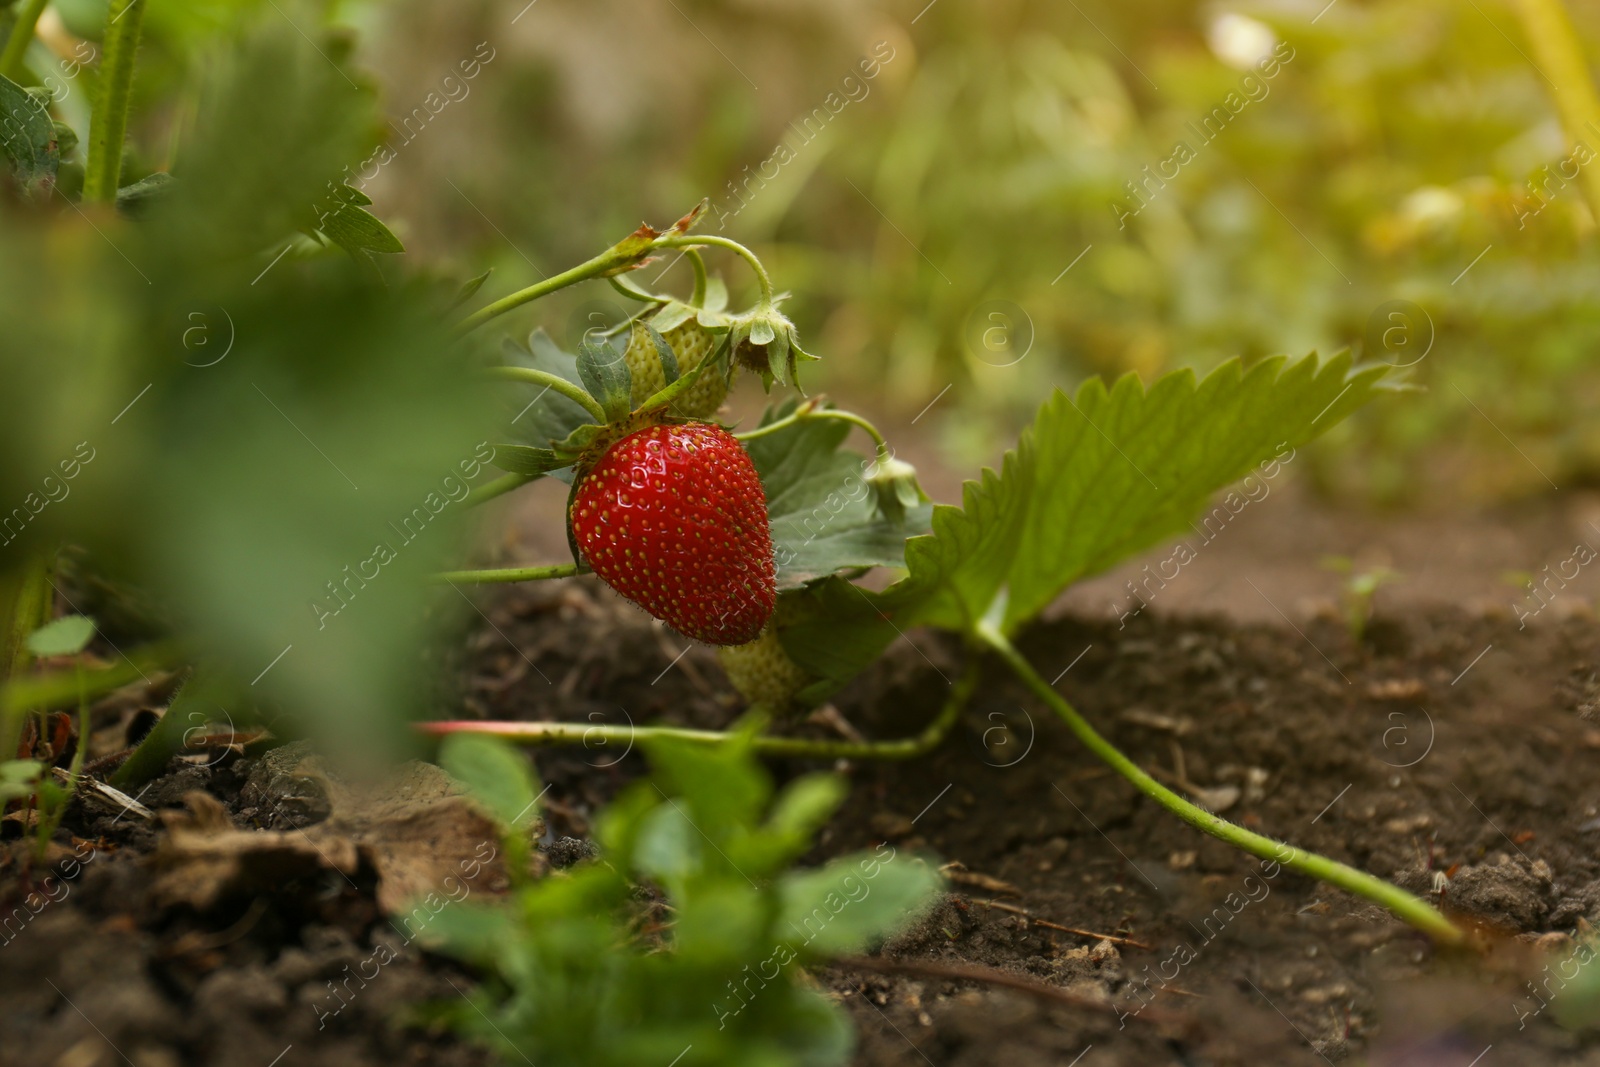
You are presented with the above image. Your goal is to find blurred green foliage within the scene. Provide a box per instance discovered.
[405,0,1600,504]
[427,728,943,1067]
[0,2,491,760]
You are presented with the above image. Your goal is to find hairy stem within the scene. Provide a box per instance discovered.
[458,245,654,335]
[436,563,579,584]
[484,365,606,422]
[977,624,1465,946]
[418,663,978,761]
[1511,0,1600,221]
[83,0,147,203]
[0,0,50,81]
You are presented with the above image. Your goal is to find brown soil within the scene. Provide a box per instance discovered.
[5,571,1600,1066]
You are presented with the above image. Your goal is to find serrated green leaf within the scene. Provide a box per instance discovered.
[26,615,96,657]
[777,849,943,956]
[577,337,632,422]
[744,401,933,589]
[439,733,542,833]
[783,353,1390,692]
[0,73,60,189]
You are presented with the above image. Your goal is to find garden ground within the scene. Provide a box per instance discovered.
[5,479,1600,1066]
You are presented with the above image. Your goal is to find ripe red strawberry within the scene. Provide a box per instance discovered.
[570,422,775,645]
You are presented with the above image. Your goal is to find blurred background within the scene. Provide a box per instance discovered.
[7,0,1600,745]
[338,0,1600,507]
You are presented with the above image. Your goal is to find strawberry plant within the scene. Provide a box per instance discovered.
[429,212,1463,947]
[424,727,943,1067]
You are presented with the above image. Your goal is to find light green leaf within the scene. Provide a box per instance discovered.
[744,401,933,589]
[784,353,1390,691]
[777,849,943,956]
[26,615,96,657]
[439,733,541,832]
[319,197,405,257]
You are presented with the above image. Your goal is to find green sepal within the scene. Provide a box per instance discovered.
[115,172,176,217]
[490,445,567,478]
[640,321,680,385]
[450,269,493,311]
[576,337,632,422]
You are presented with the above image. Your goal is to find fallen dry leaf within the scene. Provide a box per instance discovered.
[148,756,511,913]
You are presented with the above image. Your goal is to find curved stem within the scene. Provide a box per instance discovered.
[485,366,605,422]
[418,662,978,761]
[736,406,891,460]
[0,0,49,81]
[657,235,774,303]
[83,0,147,203]
[4,639,183,717]
[686,248,708,307]
[458,244,650,336]
[437,563,580,584]
[465,472,537,508]
[976,623,1465,946]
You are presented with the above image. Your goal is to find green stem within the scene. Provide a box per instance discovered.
[0,552,54,765]
[436,563,579,584]
[1512,0,1600,222]
[976,623,1465,946]
[736,405,892,460]
[657,235,774,303]
[686,248,708,307]
[485,366,606,422]
[465,472,537,508]
[458,245,657,336]
[418,663,978,761]
[0,0,50,82]
[82,0,146,204]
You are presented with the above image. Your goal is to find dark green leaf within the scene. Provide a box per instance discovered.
[577,337,632,422]
[0,73,60,189]
[744,400,933,589]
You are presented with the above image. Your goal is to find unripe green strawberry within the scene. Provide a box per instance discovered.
[624,319,729,418]
[571,422,775,645]
[716,623,811,712]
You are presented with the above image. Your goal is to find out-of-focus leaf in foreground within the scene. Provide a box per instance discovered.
[0,17,486,761]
